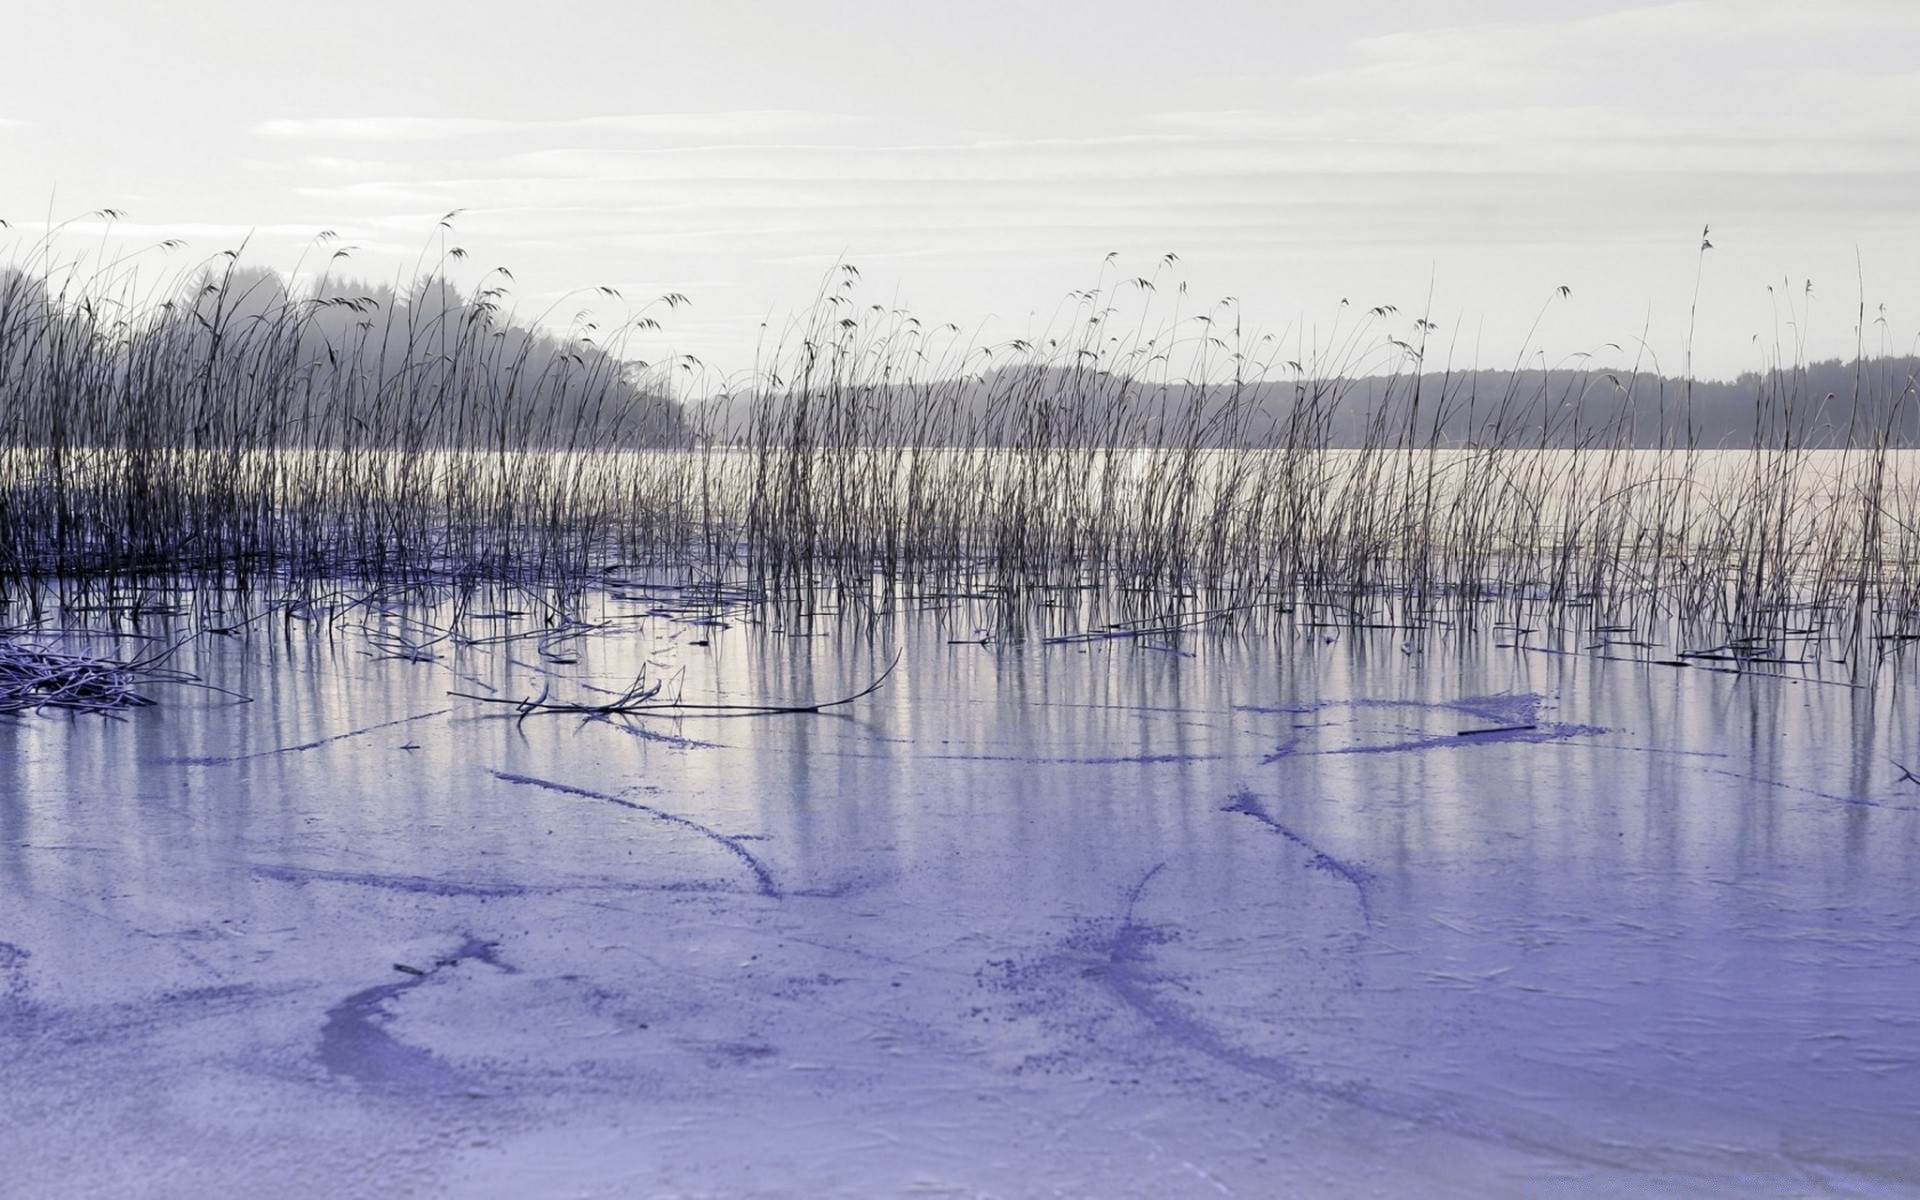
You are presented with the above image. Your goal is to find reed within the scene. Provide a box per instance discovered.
[3,227,1918,661]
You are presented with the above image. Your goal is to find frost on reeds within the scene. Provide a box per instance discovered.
[0,635,188,714]
[4,225,1920,660]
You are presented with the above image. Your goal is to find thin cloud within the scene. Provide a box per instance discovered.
[1146,1,1920,178]
[256,112,865,142]
[34,220,334,241]
[285,166,1912,256]
[1344,0,1920,79]
[1146,108,1920,173]
[278,108,1920,200]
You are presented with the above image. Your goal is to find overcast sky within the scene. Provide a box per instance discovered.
[2,0,1916,380]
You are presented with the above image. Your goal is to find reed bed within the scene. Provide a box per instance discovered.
[3,234,1919,661]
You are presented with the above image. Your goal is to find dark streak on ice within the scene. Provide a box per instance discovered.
[928,752,1221,765]
[1099,863,1391,1108]
[0,941,28,1016]
[1258,693,1603,763]
[491,771,781,898]
[251,863,695,897]
[250,864,539,897]
[1092,866,1652,1176]
[1221,788,1373,926]
[1696,766,1920,813]
[586,713,724,750]
[160,708,452,766]
[318,936,511,1092]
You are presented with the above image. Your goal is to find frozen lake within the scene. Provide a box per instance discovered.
[3,594,1918,1197]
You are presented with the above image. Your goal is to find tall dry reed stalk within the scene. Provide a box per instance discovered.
[3,228,1918,659]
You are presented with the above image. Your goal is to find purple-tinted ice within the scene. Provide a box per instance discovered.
[1,609,1916,1197]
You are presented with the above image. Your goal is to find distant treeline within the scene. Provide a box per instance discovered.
[697,358,1920,450]
[0,264,690,452]
[1290,358,1920,449]
[5,252,1915,455]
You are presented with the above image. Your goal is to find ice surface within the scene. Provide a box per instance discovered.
[2,602,1917,1198]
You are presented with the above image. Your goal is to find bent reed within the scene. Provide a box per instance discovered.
[4,231,1919,661]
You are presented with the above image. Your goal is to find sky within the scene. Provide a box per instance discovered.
[2,0,1917,381]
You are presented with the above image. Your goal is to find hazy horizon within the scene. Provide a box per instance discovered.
[4,1,1917,382]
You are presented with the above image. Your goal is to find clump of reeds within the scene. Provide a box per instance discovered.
[0,216,693,599]
[0,635,183,714]
[3,220,1919,663]
[708,264,1920,660]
